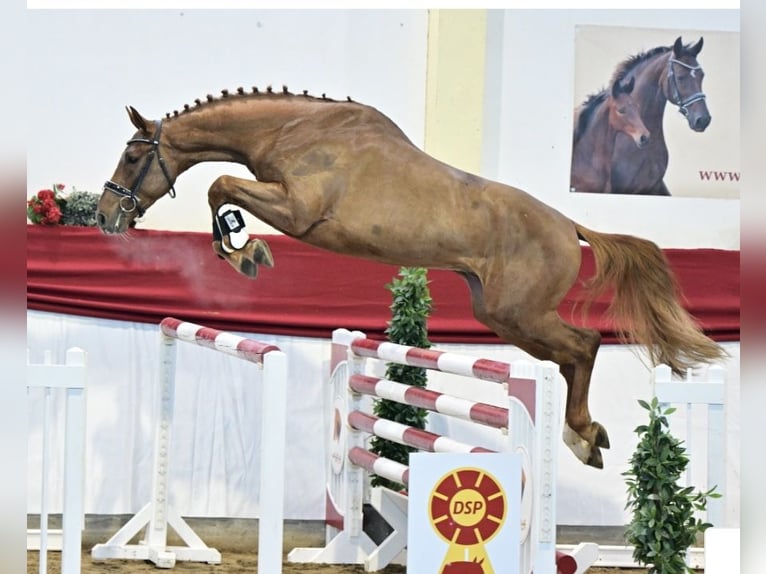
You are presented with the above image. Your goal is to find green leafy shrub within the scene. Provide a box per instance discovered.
[370,267,432,490]
[623,397,720,573]
[61,189,100,226]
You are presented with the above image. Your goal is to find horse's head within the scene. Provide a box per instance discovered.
[96,107,179,234]
[609,76,650,149]
[666,36,711,132]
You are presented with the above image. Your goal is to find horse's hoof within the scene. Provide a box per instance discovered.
[586,447,604,469]
[251,239,274,268]
[562,422,608,469]
[240,259,258,278]
[212,241,227,259]
[212,240,261,279]
[593,421,610,449]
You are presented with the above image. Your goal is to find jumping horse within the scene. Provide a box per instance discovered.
[610,36,711,195]
[96,85,725,468]
[570,75,650,193]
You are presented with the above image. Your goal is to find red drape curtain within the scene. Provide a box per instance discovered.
[26,226,739,343]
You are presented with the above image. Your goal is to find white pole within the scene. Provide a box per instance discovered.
[257,350,288,573]
[61,348,87,574]
[705,366,726,526]
[144,333,178,561]
[39,350,53,574]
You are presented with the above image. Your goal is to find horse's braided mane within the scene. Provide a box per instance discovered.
[163,85,355,120]
[573,90,608,144]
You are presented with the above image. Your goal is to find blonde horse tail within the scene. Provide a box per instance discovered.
[574,222,726,375]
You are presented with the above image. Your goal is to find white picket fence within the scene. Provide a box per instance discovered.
[655,364,737,572]
[27,348,87,574]
[654,364,726,526]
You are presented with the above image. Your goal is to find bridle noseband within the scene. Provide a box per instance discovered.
[103,119,177,217]
[666,55,706,117]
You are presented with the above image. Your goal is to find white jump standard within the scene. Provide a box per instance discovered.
[91,317,288,572]
[289,329,598,574]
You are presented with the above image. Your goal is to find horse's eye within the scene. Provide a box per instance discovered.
[617,107,627,115]
[125,152,139,164]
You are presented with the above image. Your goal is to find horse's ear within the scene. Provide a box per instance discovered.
[690,36,704,56]
[673,36,684,56]
[126,106,151,134]
[612,76,634,97]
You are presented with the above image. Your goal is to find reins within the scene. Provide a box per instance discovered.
[103,119,177,217]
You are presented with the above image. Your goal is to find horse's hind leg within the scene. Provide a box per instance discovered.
[207,175,293,278]
[553,327,610,466]
[498,314,607,467]
[465,274,609,468]
[510,318,607,467]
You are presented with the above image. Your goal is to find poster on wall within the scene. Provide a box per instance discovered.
[569,25,739,199]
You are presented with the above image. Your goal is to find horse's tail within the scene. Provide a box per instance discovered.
[574,222,726,375]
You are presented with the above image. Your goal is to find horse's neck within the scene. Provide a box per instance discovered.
[634,55,671,129]
[163,98,316,171]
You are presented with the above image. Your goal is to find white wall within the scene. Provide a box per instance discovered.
[27,10,740,249]
[487,9,740,249]
[26,10,428,233]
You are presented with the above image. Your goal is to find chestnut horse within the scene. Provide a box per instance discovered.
[96,86,725,468]
[610,36,711,195]
[570,76,650,193]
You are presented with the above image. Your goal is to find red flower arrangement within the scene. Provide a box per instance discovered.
[27,183,100,226]
[27,184,66,225]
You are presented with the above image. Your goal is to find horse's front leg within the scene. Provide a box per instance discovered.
[208,175,291,279]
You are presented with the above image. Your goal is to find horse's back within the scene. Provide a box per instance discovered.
[258,98,581,275]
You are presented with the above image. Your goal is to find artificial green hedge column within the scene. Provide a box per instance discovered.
[623,397,720,574]
[370,267,432,490]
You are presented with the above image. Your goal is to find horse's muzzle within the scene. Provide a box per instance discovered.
[96,211,108,229]
[691,114,711,132]
[95,209,130,235]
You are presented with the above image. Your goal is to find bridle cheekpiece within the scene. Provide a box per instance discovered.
[103,119,177,217]
[666,55,706,117]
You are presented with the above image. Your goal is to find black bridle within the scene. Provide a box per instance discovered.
[102,119,177,217]
[666,55,706,117]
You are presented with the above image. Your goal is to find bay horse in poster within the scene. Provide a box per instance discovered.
[609,36,711,195]
[570,76,650,193]
[96,85,725,468]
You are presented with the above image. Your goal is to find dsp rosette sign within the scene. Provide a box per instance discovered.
[408,453,521,574]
